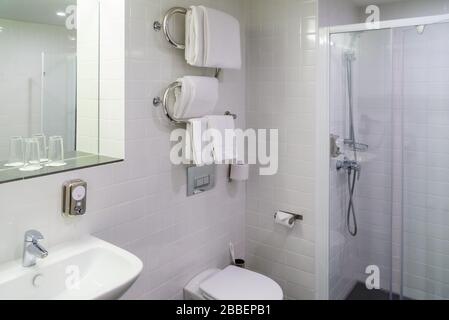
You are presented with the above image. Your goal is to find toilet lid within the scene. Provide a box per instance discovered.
[200,266,283,300]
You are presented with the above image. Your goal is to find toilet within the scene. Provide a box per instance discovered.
[184,266,284,300]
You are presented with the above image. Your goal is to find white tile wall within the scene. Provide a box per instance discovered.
[318,0,360,28]
[99,0,125,159]
[373,0,449,21]
[0,0,325,301]
[0,0,246,300]
[78,0,126,159]
[245,0,318,300]
[319,0,449,28]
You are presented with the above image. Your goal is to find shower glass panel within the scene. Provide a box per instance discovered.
[41,53,77,152]
[329,18,449,300]
[329,29,394,300]
[397,21,449,300]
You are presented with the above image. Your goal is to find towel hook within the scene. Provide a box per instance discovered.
[224,111,237,120]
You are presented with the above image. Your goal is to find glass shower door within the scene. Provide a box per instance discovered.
[329,28,395,300]
[398,21,449,300]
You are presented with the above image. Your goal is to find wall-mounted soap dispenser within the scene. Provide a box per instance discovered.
[62,180,87,216]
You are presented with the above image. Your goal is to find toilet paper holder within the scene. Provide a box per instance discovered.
[274,211,303,224]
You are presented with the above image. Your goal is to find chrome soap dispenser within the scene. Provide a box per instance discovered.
[63,180,87,216]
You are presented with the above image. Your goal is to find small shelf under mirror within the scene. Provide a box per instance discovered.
[0,151,122,184]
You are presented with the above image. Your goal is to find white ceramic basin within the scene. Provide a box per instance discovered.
[0,236,143,300]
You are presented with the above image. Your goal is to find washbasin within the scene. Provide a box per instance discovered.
[0,236,143,300]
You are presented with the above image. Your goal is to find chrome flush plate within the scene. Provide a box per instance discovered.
[187,165,216,197]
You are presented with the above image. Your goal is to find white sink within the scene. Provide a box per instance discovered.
[0,236,143,300]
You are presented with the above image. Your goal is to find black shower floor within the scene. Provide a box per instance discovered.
[345,282,404,300]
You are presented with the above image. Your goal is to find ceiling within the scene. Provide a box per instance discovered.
[0,0,76,26]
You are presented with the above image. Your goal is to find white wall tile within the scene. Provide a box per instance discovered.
[244,0,318,300]
[0,0,246,301]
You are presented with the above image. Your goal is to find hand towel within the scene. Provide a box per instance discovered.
[185,6,242,70]
[206,115,236,163]
[185,118,209,166]
[173,76,219,120]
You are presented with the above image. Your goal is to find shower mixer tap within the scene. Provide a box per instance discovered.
[336,158,361,180]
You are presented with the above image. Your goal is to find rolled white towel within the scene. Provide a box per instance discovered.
[172,76,219,121]
[185,6,242,70]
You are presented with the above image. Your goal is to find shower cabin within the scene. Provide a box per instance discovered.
[317,14,449,300]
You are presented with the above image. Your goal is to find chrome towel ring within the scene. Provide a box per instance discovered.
[153,7,221,79]
[153,81,185,125]
[153,82,237,126]
[153,7,187,50]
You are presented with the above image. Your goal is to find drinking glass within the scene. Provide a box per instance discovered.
[5,136,24,167]
[46,136,66,167]
[32,134,48,163]
[20,138,43,172]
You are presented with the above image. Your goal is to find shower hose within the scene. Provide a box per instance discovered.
[347,168,358,237]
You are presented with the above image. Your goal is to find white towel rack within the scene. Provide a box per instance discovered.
[153,81,237,126]
[153,7,221,78]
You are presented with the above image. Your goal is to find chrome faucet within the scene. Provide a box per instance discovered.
[336,157,362,180]
[22,230,48,267]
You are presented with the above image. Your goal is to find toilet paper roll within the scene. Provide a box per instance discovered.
[274,211,295,228]
[230,163,249,181]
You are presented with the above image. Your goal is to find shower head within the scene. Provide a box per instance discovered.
[416,25,425,35]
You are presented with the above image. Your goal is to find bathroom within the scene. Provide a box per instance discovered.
[0,0,448,307]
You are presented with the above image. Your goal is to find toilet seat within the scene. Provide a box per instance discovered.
[199,266,283,300]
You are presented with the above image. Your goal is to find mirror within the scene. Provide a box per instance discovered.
[0,0,123,184]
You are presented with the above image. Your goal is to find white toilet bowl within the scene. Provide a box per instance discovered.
[184,266,284,300]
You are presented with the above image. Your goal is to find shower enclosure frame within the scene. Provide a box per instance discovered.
[315,13,449,300]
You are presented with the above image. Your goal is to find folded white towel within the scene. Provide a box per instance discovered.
[172,76,219,120]
[185,6,205,67]
[185,118,209,166]
[185,6,242,70]
[206,115,236,163]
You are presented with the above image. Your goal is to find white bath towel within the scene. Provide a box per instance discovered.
[173,76,219,120]
[185,6,242,70]
[206,115,236,163]
[185,6,205,67]
[185,118,209,166]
